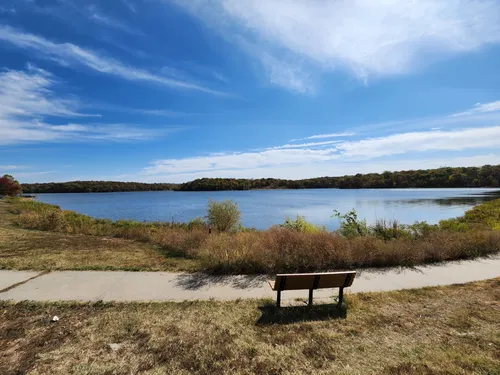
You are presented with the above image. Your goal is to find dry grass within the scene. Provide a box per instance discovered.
[1,279,499,375]
[198,227,500,274]
[3,197,500,274]
[0,200,200,271]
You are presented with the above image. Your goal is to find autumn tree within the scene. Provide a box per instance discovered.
[0,175,22,196]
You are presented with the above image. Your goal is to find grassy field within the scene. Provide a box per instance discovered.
[0,200,200,271]
[1,279,499,374]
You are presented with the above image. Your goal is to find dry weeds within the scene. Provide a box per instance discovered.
[1,279,499,375]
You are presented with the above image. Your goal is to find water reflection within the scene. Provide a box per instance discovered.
[392,190,500,207]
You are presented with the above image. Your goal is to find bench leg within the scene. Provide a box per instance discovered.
[277,290,281,308]
[338,287,344,308]
[308,289,313,306]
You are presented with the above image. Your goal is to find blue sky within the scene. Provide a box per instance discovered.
[1,0,500,183]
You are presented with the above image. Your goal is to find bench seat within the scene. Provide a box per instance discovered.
[269,271,356,307]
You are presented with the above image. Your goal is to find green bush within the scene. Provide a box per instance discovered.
[206,199,241,232]
[439,218,469,232]
[332,209,369,237]
[282,215,325,233]
[188,217,206,230]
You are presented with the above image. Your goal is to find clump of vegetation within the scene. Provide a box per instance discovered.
[4,196,500,274]
[332,209,369,237]
[282,215,325,232]
[0,174,22,196]
[206,199,241,232]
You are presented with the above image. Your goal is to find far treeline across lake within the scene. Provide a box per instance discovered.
[20,164,500,193]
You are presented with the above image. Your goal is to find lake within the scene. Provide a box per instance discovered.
[34,188,500,230]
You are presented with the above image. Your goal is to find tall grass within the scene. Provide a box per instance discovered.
[197,226,500,274]
[5,196,500,274]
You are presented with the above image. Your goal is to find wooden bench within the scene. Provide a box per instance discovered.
[268,271,356,307]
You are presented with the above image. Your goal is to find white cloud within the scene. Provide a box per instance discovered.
[0,64,99,119]
[0,26,225,95]
[143,125,500,180]
[267,140,342,150]
[0,66,175,144]
[452,100,500,116]
[0,165,25,171]
[173,0,500,92]
[337,126,500,159]
[291,132,355,142]
[91,103,190,117]
[86,5,143,36]
[260,52,314,93]
[145,148,340,175]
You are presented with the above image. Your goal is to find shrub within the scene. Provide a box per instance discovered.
[0,174,22,196]
[371,219,405,240]
[439,218,469,232]
[187,217,206,230]
[332,209,369,237]
[281,215,325,233]
[206,199,241,232]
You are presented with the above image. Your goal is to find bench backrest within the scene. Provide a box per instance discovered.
[272,271,356,291]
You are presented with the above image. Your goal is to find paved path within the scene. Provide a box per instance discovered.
[1,255,499,303]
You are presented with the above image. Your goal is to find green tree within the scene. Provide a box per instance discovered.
[0,174,22,196]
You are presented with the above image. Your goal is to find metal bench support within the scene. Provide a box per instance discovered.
[276,276,287,307]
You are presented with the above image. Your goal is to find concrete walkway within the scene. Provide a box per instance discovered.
[1,255,499,303]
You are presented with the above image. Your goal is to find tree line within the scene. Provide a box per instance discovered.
[21,181,177,194]
[14,164,500,194]
[178,165,500,191]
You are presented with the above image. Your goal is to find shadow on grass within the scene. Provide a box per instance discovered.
[174,273,269,290]
[155,245,189,259]
[256,302,347,325]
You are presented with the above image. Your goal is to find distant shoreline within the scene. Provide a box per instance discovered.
[27,187,500,195]
[20,164,500,194]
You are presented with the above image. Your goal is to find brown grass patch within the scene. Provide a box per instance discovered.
[197,227,500,274]
[1,279,499,375]
[0,225,200,271]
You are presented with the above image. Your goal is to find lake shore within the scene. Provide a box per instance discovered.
[1,196,499,274]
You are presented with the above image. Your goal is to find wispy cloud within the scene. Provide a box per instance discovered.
[0,6,15,14]
[86,5,144,36]
[451,100,500,117]
[0,64,99,119]
[290,132,355,142]
[145,125,500,177]
[336,126,500,159]
[122,0,137,13]
[145,148,340,175]
[0,66,176,144]
[267,140,342,150]
[0,25,226,95]
[0,165,26,171]
[173,0,500,93]
[90,103,190,117]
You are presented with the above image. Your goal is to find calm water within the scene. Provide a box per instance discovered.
[34,188,500,230]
